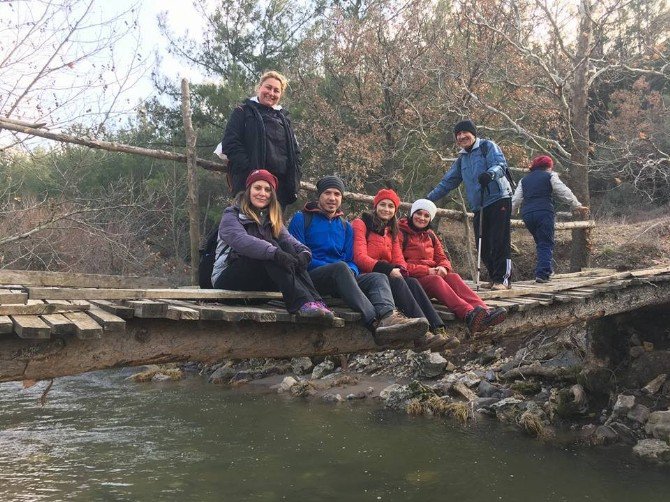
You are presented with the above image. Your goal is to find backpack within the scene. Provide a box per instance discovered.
[198,225,220,289]
[456,139,517,190]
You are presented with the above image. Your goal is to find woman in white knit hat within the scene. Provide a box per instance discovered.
[398,199,507,334]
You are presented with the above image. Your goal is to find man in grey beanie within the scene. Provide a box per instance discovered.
[288,176,430,345]
[427,119,513,290]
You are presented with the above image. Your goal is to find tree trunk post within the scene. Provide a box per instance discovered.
[181,79,201,285]
[569,0,593,272]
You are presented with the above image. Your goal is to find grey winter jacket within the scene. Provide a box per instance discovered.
[211,204,310,285]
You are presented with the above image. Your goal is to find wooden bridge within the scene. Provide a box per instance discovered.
[1,266,669,383]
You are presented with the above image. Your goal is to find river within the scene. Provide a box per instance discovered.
[1,369,668,501]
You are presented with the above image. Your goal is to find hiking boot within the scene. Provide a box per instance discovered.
[490,283,510,291]
[433,326,460,350]
[374,310,429,345]
[465,306,488,334]
[535,277,550,284]
[297,301,327,318]
[483,307,507,328]
[414,331,447,352]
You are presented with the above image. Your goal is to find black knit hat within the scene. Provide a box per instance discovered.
[316,175,345,197]
[453,119,477,137]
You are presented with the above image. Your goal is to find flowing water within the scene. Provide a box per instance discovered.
[1,369,669,502]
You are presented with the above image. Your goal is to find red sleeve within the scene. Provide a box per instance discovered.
[352,218,378,273]
[390,230,408,269]
[432,232,453,272]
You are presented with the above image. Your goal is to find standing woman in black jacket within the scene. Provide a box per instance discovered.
[220,71,302,208]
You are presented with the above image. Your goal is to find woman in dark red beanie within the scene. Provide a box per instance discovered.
[351,189,451,351]
[512,156,588,282]
[211,169,335,319]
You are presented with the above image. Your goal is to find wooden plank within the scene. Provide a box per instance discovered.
[329,306,362,322]
[63,312,103,339]
[40,313,77,335]
[11,315,51,339]
[0,269,169,288]
[124,300,169,318]
[27,287,283,301]
[89,300,136,319]
[567,288,596,297]
[85,307,126,332]
[431,304,457,321]
[520,296,554,306]
[0,290,27,304]
[165,305,201,321]
[0,302,89,316]
[0,315,14,334]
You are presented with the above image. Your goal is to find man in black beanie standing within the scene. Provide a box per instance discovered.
[426,119,513,290]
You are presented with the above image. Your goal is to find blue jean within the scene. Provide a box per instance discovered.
[523,210,555,280]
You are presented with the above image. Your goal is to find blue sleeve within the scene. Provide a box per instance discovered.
[343,222,359,276]
[485,141,508,180]
[288,212,305,244]
[427,161,463,202]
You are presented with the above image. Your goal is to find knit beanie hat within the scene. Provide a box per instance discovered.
[453,119,477,137]
[246,169,278,191]
[373,188,401,209]
[410,199,437,221]
[316,175,345,197]
[530,155,553,171]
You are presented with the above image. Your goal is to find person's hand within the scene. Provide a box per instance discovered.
[389,268,403,279]
[274,249,298,271]
[573,206,589,219]
[478,171,494,187]
[296,251,311,270]
[435,266,449,278]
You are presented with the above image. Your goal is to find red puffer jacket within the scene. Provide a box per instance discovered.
[352,212,407,274]
[398,217,452,277]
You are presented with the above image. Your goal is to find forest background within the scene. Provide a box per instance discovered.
[1,0,668,284]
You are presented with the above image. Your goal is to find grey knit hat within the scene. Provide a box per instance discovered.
[453,119,477,137]
[316,175,345,196]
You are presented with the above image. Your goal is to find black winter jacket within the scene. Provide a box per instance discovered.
[220,98,302,206]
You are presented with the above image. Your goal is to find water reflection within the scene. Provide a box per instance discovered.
[1,370,668,501]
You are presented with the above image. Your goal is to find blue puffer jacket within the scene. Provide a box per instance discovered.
[427,138,512,211]
[288,202,359,275]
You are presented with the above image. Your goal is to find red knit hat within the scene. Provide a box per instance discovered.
[246,169,278,191]
[530,155,553,171]
[373,188,400,209]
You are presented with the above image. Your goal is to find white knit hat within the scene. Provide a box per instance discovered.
[410,199,437,221]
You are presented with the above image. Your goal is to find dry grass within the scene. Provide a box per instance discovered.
[517,410,554,440]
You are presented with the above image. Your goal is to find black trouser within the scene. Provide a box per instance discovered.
[213,256,322,313]
[388,276,444,330]
[473,197,512,286]
[309,262,394,326]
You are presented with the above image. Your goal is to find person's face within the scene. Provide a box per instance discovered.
[411,209,431,230]
[456,131,476,150]
[249,180,273,209]
[317,188,342,215]
[257,78,283,107]
[375,199,396,221]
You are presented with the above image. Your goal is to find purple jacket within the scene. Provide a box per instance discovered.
[211,204,310,285]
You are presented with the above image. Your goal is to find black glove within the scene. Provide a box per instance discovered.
[296,251,311,270]
[274,249,298,271]
[478,171,494,187]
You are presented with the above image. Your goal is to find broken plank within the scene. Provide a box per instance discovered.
[164,304,201,321]
[27,287,283,301]
[0,315,14,334]
[40,313,77,335]
[63,312,103,339]
[89,300,136,319]
[0,269,169,288]
[124,300,168,318]
[11,315,51,339]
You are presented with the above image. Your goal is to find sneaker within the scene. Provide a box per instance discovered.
[297,301,326,318]
[465,306,488,334]
[414,331,447,352]
[315,301,336,319]
[483,307,507,328]
[433,326,460,350]
[535,277,550,283]
[490,283,510,291]
[375,310,429,345]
